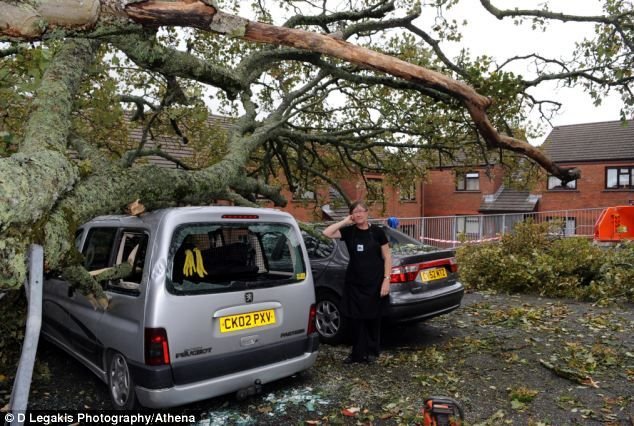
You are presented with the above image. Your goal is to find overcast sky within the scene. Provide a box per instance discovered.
[242,1,625,144]
[426,0,625,144]
[264,1,626,144]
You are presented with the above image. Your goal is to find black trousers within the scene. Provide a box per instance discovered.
[349,316,381,360]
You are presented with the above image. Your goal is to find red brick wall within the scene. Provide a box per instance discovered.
[342,178,424,219]
[381,182,424,218]
[276,177,424,221]
[537,162,634,210]
[251,161,634,222]
[277,186,329,222]
[423,167,502,216]
[283,200,325,222]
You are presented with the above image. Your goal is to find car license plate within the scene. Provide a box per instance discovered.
[220,309,276,333]
[420,267,448,282]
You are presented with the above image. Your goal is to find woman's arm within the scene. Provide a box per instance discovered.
[380,243,392,297]
[322,215,354,239]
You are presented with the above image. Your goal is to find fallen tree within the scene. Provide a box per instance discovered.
[0,0,631,304]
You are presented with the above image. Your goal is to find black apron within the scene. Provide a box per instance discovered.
[340,225,386,319]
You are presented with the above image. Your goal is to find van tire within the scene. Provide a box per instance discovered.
[108,352,138,410]
[315,291,348,345]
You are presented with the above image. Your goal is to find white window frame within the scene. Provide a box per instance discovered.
[456,172,480,191]
[546,217,576,236]
[547,175,577,190]
[367,178,384,201]
[292,185,316,201]
[399,183,417,201]
[456,216,481,239]
[606,167,633,189]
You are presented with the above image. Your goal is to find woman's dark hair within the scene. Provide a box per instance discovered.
[349,200,368,214]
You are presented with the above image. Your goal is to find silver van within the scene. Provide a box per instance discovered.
[41,207,319,409]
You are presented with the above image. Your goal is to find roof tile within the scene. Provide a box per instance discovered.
[542,119,634,162]
[479,187,539,212]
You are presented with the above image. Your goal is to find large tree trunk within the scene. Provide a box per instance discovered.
[0,39,99,288]
[2,109,286,291]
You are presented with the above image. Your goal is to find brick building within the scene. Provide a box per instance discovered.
[422,165,505,217]
[279,174,424,222]
[538,119,634,210]
[130,114,634,221]
[419,120,634,219]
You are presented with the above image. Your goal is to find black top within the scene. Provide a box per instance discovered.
[340,224,389,318]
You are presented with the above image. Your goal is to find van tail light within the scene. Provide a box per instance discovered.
[390,258,457,283]
[307,304,317,335]
[145,328,170,366]
[221,214,259,219]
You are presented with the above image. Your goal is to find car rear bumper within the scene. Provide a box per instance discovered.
[134,334,319,408]
[383,282,464,323]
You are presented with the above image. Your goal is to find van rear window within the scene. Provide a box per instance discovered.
[167,222,307,294]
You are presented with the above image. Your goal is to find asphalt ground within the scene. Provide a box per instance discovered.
[2,291,633,425]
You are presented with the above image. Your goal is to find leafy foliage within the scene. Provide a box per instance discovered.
[0,0,632,300]
[457,221,634,303]
[509,386,539,411]
[0,291,26,373]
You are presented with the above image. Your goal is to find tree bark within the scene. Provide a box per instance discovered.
[0,0,100,39]
[0,39,100,288]
[0,39,98,228]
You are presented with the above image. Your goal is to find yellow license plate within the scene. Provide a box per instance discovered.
[220,309,276,333]
[420,267,448,282]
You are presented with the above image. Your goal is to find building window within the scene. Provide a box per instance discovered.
[456,216,481,239]
[545,217,576,236]
[606,167,634,189]
[367,178,384,201]
[399,223,416,238]
[292,185,315,201]
[456,172,479,191]
[399,183,417,201]
[547,175,577,190]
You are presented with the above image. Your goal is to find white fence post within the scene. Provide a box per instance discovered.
[8,245,43,425]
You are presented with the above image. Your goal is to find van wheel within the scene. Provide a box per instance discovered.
[108,352,138,410]
[316,292,347,345]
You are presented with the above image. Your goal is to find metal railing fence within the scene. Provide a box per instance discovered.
[371,207,606,249]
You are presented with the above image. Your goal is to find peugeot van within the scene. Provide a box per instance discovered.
[41,207,319,409]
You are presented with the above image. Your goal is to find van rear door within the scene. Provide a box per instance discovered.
[161,219,314,385]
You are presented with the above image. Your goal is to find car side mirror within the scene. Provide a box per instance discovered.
[67,286,75,298]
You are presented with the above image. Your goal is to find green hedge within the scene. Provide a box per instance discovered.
[456,221,634,303]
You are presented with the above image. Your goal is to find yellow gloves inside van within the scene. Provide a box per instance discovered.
[183,247,208,278]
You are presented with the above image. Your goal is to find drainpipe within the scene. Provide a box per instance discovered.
[7,245,43,426]
[420,181,425,241]
[420,181,424,217]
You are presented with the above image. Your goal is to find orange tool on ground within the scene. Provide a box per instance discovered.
[421,396,464,426]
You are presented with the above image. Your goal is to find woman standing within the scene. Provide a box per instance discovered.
[323,201,392,364]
